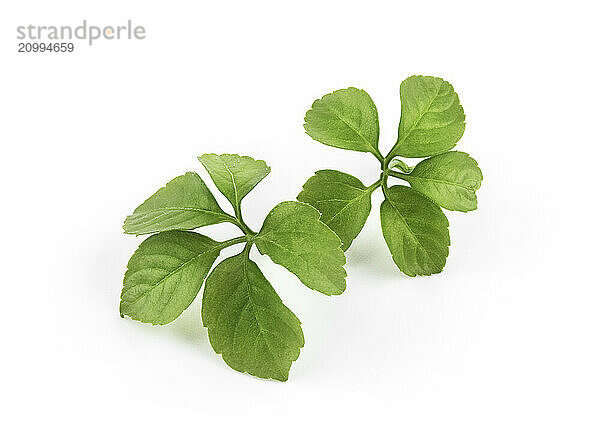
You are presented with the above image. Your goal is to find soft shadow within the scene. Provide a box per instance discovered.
[88,227,213,354]
[165,302,210,347]
[346,226,408,279]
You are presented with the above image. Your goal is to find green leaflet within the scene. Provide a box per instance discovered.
[202,252,304,382]
[297,170,373,251]
[391,76,465,158]
[402,151,482,212]
[123,172,231,235]
[198,153,270,211]
[380,186,450,277]
[389,158,414,173]
[255,201,347,295]
[304,87,381,158]
[120,231,221,325]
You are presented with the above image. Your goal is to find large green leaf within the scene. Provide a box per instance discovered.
[254,201,347,295]
[391,76,465,158]
[198,153,270,211]
[123,172,231,235]
[120,231,221,325]
[304,87,381,157]
[297,170,373,251]
[403,151,482,212]
[380,186,450,276]
[202,252,304,381]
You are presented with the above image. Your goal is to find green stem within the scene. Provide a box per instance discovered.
[379,155,395,198]
[226,204,256,236]
[217,235,248,250]
[380,171,391,199]
[235,209,256,236]
[385,140,401,163]
[366,178,382,193]
[388,170,411,182]
[371,149,385,165]
[242,241,253,258]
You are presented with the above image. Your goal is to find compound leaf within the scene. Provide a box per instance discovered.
[391,76,465,158]
[120,231,221,325]
[202,252,304,381]
[380,186,450,276]
[198,153,270,211]
[297,170,373,251]
[123,172,231,235]
[304,87,381,157]
[255,201,347,295]
[403,151,482,211]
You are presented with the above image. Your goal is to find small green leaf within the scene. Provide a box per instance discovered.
[120,231,221,325]
[391,76,465,158]
[304,87,381,157]
[380,186,450,276]
[255,201,347,295]
[198,153,270,211]
[297,170,373,251]
[123,172,231,235]
[389,158,414,173]
[202,252,304,381]
[403,151,482,212]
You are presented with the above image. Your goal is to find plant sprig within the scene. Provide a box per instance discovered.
[299,75,483,276]
[120,75,482,382]
[121,154,347,381]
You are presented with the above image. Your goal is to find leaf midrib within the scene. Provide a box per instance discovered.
[221,159,240,208]
[124,244,221,304]
[385,198,444,268]
[321,100,378,155]
[407,175,478,191]
[256,237,340,293]
[395,80,445,150]
[126,207,229,230]
[324,190,371,225]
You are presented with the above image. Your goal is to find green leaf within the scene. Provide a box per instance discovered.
[304,87,381,157]
[120,231,221,325]
[391,76,465,158]
[403,151,482,212]
[297,170,373,251]
[255,201,347,295]
[380,186,450,276]
[198,153,270,211]
[123,172,231,235]
[389,158,414,173]
[202,252,304,381]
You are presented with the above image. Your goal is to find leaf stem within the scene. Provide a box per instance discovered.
[217,235,249,250]
[371,149,385,165]
[366,178,382,193]
[380,156,395,199]
[229,206,257,236]
[242,241,253,258]
[238,214,256,236]
[380,171,391,200]
[388,170,411,182]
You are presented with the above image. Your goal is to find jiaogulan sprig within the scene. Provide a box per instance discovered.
[121,154,347,381]
[299,75,483,276]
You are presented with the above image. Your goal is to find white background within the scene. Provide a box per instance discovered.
[2,1,599,441]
